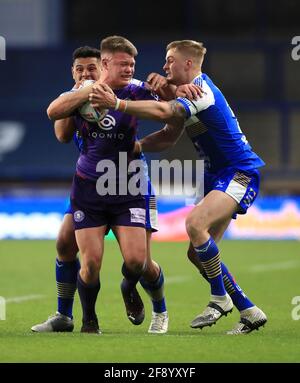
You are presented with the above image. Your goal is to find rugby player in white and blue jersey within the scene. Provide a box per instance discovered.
[90,39,268,335]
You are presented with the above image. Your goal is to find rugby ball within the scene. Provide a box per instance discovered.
[78,80,108,123]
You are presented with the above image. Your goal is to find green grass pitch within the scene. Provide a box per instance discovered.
[0,240,299,363]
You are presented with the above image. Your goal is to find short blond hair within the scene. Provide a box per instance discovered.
[100,35,138,57]
[166,40,206,65]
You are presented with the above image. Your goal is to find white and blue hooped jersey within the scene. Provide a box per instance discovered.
[177,73,265,173]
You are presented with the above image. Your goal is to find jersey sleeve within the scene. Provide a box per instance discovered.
[176,79,215,118]
[59,87,78,97]
[60,80,93,96]
[130,78,160,101]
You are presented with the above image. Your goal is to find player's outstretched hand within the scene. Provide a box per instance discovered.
[175,83,205,100]
[89,84,116,109]
[146,72,168,92]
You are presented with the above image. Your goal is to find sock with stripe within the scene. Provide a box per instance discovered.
[56,258,80,319]
[221,262,254,311]
[77,273,100,322]
[194,237,226,296]
[198,261,254,311]
[140,267,166,313]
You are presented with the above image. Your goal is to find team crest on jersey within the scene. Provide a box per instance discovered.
[74,210,85,222]
[96,114,116,131]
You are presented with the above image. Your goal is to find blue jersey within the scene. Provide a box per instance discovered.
[73,128,83,151]
[177,73,265,173]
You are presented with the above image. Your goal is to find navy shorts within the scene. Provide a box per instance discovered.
[70,174,146,231]
[204,167,260,218]
[66,177,158,232]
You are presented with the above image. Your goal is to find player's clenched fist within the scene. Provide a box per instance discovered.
[89,83,116,109]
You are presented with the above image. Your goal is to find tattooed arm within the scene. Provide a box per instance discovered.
[89,83,187,124]
[125,99,187,124]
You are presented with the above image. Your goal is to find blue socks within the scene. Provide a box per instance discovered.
[140,268,166,313]
[221,263,254,311]
[194,237,226,296]
[194,238,254,311]
[56,258,80,318]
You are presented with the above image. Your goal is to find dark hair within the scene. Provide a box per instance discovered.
[72,46,100,64]
[100,35,138,57]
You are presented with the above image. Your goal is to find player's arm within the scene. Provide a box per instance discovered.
[47,83,95,120]
[125,99,187,123]
[90,83,187,124]
[54,117,76,143]
[145,72,177,101]
[136,123,185,153]
[145,72,204,101]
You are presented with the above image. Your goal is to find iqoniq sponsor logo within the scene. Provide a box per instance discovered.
[97,114,116,131]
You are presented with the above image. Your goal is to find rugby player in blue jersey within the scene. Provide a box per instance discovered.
[31,46,101,333]
[90,39,268,335]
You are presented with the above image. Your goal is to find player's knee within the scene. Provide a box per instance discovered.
[56,236,69,257]
[82,257,100,280]
[56,236,77,261]
[143,259,160,281]
[186,211,208,238]
[124,258,146,276]
[146,259,159,274]
[186,215,201,239]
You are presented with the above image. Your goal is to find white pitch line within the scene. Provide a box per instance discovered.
[249,260,300,273]
[5,294,45,303]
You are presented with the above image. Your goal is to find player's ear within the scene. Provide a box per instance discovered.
[186,59,193,69]
[101,58,109,70]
